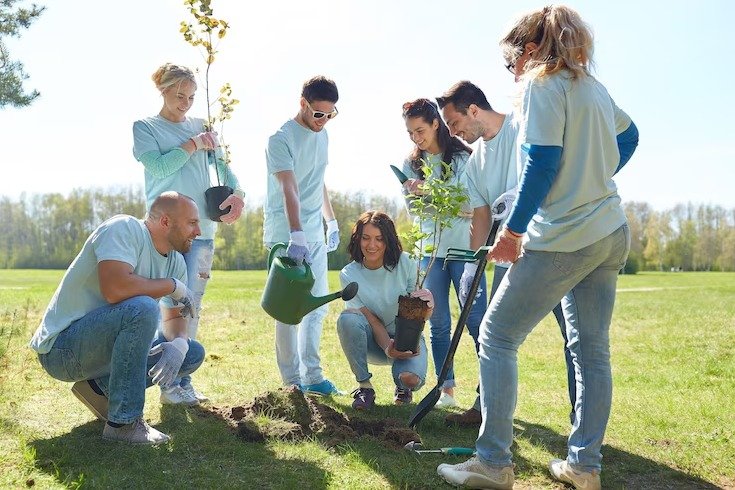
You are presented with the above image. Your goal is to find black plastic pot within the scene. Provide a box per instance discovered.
[205,185,233,222]
[393,316,424,353]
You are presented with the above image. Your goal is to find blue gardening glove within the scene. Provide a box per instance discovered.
[169,278,194,318]
[287,230,312,265]
[148,337,189,388]
[325,219,340,252]
[459,262,482,307]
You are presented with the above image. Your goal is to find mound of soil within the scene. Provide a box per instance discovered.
[202,386,420,449]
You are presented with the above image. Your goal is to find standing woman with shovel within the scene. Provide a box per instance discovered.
[438,5,638,490]
[132,63,246,405]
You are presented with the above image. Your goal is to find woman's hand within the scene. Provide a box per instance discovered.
[219,193,245,224]
[488,226,523,263]
[403,178,425,196]
[191,131,219,151]
[384,339,419,359]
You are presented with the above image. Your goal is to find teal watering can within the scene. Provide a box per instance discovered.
[261,243,359,324]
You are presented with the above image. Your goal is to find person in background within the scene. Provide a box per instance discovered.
[437,80,573,427]
[399,97,485,409]
[133,63,245,405]
[438,6,639,489]
[337,211,433,410]
[263,76,342,396]
[30,192,206,444]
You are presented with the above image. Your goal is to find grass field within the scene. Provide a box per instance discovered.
[0,269,733,489]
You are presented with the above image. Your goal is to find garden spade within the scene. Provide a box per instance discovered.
[408,204,505,428]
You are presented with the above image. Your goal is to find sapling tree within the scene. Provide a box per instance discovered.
[180,0,238,185]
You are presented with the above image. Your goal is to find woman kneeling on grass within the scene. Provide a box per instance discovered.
[337,211,433,410]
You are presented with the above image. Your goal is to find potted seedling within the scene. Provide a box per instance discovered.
[393,160,469,352]
[180,0,239,221]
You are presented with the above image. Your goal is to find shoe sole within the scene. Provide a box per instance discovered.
[102,434,171,445]
[160,399,199,406]
[72,381,108,421]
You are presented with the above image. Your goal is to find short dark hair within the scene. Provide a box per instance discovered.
[347,211,402,270]
[436,81,492,114]
[302,76,338,103]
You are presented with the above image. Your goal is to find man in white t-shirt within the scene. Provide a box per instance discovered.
[30,192,205,445]
[437,81,573,427]
[263,76,342,396]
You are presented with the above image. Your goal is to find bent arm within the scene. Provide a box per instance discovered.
[470,205,491,250]
[98,260,175,304]
[359,307,391,351]
[322,185,335,221]
[274,170,302,231]
[615,121,639,174]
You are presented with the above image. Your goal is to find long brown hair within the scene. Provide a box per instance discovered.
[402,98,472,179]
[347,211,402,270]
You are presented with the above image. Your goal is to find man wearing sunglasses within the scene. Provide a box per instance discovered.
[263,75,343,396]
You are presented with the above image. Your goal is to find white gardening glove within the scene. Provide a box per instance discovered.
[287,230,312,265]
[491,187,517,221]
[148,337,189,388]
[190,131,219,151]
[410,288,434,308]
[458,262,482,307]
[325,219,340,252]
[169,278,194,318]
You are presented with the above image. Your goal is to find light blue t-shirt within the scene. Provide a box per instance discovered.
[466,115,520,213]
[401,152,472,258]
[517,72,630,251]
[29,215,187,354]
[339,252,417,335]
[263,119,329,243]
[132,115,239,240]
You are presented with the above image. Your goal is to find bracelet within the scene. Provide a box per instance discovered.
[505,228,523,238]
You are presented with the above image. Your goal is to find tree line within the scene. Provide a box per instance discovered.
[1,187,734,272]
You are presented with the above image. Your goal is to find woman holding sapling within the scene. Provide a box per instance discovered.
[337,211,433,410]
[132,63,245,406]
[399,98,486,408]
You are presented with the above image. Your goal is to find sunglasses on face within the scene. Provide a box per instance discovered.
[306,100,338,120]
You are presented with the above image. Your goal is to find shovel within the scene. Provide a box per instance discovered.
[408,206,505,428]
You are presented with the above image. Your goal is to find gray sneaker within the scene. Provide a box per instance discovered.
[71,380,108,421]
[549,459,601,490]
[102,418,170,445]
[437,456,514,489]
[181,383,209,403]
[160,385,199,406]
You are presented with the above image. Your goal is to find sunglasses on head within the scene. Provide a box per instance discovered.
[306,100,338,120]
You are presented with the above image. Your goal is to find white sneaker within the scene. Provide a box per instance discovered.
[160,385,199,406]
[549,459,601,490]
[437,456,514,489]
[435,391,458,408]
[102,418,170,445]
[181,384,209,403]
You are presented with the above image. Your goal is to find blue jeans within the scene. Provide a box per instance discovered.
[267,240,329,386]
[336,311,428,391]
[178,238,214,388]
[422,256,487,389]
[476,225,630,472]
[37,296,205,424]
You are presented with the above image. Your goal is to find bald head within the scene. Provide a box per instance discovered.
[148,191,196,221]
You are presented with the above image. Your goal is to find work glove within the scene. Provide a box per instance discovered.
[489,227,523,264]
[191,131,219,151]
[458,262,482,307]
[169,278,194,318]
[287,230,312,265]
[148,337,189,388]
[325,219,340,252]
[491,187,517,221]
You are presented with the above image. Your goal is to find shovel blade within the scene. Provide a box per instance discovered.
[408,385,442,428]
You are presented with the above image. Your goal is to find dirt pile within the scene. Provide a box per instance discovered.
[203,386,420,449]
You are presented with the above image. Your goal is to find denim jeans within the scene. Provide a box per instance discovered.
[336,311,427,390]
[178,238,213,388]
[268,240,329,386]
[476,225,630,472]
[37,296,206,424]
[421,256,487,389]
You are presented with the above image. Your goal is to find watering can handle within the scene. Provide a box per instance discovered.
[267,243,288,271]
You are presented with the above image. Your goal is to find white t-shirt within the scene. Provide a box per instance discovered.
[518,71,630,251]
[263,119,329,243]
[339,252,417,334]
[30,215,186,354]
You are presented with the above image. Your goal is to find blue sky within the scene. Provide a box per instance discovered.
[2,0,733,210]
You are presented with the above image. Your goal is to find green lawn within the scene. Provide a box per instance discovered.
[0,270,733,489]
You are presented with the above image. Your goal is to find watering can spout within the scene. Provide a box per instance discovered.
[261,243,359,325]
